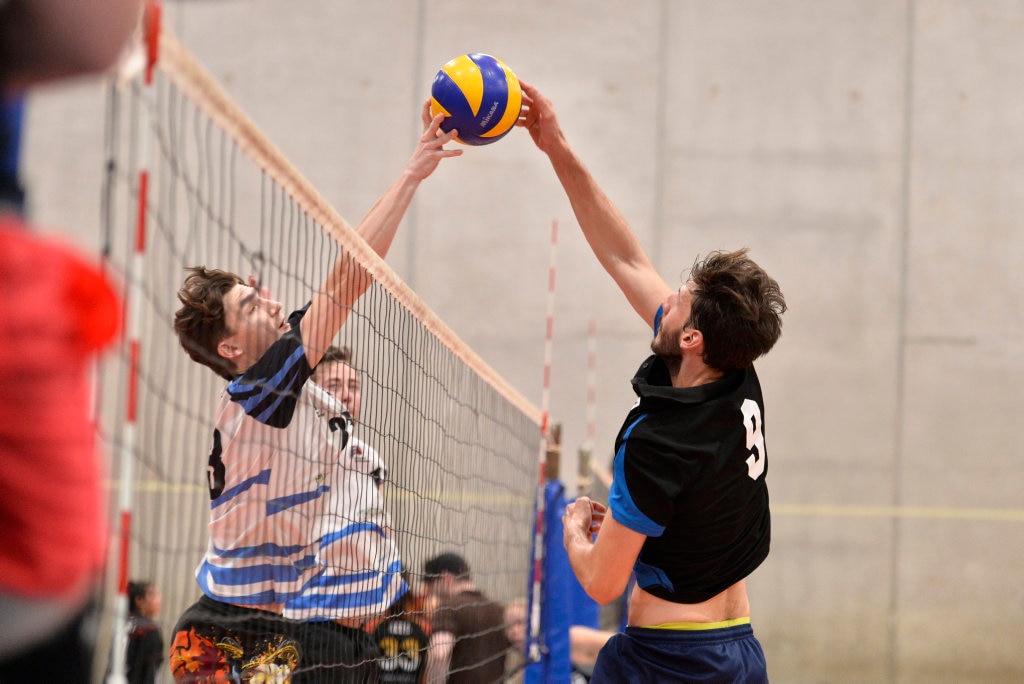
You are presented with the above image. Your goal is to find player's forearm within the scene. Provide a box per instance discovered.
[321,166,422,309]
[301,254,369,366]
[305,166,421,363]
[423,659,446,684]
[570,626,613,667]
[547,144,644,263]
[545,143,662,321]
[564,504,634,605]
[564,525,609,603]
[354,169,422,260]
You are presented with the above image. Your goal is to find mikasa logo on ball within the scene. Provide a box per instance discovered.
[478,101,500,128]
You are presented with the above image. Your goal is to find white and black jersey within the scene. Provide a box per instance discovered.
[196,305,352,610]
[608,354,771,604]
[282,434,406,621]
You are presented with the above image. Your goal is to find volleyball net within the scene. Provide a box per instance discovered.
[98,18,542,681]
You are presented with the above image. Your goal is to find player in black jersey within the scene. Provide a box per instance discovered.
[518,82,787,683]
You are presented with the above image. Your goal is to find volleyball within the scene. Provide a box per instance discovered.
[430,53,522,146]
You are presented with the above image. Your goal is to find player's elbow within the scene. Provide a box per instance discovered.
[586,587,625,606]
[580,576,628,606]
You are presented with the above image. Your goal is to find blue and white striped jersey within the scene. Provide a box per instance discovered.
[282,436,406,621]
[195,307,350,612]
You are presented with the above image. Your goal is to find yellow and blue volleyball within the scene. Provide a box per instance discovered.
[430,53,522,146]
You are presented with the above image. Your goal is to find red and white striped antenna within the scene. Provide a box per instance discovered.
[527,218,558,663]
[107,3,160,682]
[578,317,597,496]
[585,317,597,451]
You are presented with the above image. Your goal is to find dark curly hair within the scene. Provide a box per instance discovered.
[174,266,245,380]
[687,249,786,371]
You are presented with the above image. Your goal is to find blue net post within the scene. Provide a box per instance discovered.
[525,479,602,683]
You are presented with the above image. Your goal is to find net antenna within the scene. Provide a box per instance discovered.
[526,219,559,663]
[578,317,597,497]
[106,3,161,682]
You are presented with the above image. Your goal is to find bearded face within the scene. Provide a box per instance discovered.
[651,318,684,360]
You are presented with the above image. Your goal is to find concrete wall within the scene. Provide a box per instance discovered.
[21,1,1023,681]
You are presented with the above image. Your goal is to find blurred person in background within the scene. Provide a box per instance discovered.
[124,581,164,684]
[0,1,140,681]
[422,553,511,684]
[365,570,430,684]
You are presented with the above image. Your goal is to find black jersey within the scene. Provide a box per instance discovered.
[608,354,771,604]
[372,614,429,683]
[226,304,312,428]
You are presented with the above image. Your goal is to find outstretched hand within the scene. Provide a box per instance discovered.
[405,100,462,180]
[516,79,565,154]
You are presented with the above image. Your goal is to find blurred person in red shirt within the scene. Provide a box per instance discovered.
[0,1,139,680]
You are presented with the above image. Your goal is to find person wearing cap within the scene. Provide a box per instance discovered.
[422,553,511,684]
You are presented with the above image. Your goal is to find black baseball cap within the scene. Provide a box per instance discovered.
[423,552,469,579]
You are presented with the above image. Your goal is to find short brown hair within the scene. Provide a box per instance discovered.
[174,266,244,380]
[687,249,786,371]
[317,345,352,367]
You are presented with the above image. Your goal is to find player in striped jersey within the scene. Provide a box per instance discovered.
[169,105,460,684]
[281,345,406,622]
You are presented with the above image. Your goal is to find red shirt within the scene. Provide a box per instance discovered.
[0,217,120,596]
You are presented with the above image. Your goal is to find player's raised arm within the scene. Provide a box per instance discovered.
[302,106,461,366]
[518,79,672,329]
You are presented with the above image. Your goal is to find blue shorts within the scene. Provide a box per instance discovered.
[591,621,768,683]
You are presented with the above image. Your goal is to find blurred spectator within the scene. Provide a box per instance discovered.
[422,553,510,684]
[0,1,138,681]
[125,580,164,684]
[367,572,430,684]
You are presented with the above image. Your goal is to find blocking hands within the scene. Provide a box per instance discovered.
[516,79,567,154]
[405,100,462,181]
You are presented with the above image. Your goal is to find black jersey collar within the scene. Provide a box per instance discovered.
[631,354,747,404]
